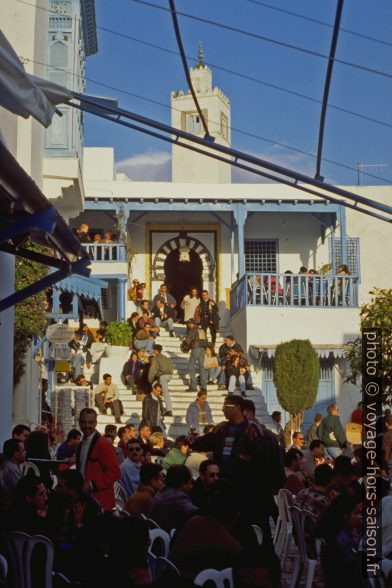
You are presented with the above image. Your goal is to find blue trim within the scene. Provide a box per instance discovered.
[54,274,107,300]
[0,208,56,244]
[84,199,340,215]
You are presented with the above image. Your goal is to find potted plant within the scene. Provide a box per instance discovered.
[104,321,133,357]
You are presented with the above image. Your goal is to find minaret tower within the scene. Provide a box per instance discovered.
[171,45,231,183]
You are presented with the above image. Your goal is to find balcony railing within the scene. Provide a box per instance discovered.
[82,243,126,262]
[230,272,359,317]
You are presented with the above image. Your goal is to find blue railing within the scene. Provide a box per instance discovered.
[230,272,359,316]
[82,243,126,262]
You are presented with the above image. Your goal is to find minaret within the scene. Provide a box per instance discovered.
[171,45,231,183]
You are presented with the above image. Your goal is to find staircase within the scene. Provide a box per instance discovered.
[96,324,276,438]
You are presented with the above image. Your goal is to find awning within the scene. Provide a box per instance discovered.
[249,345,346,359]
[54,274,107,301]
[0,30,72,127]
[0,140,91,312]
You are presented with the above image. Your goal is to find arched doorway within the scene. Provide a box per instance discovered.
[164,249,203,317]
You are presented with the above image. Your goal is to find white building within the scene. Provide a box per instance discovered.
[70,56,392,431]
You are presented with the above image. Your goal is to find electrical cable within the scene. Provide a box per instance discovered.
[129,0,392,81]
[12,0,392,132]
[245,0,392,49]
[167,0,211,139]
[23,55,392,185]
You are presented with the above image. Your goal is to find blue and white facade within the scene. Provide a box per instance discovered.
[69,57,392,428]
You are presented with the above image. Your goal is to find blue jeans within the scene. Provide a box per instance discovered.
[155,317,174,332]
[326,446,341,459]
[158,373,172,412]
[208,366,221,381]
[134,339,154,354]
[228,374,246,394]
[189,347,208,389]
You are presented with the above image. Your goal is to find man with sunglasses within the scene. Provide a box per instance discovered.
[119,438,143,498]
[190,458,220,510]
[190,395,285,541]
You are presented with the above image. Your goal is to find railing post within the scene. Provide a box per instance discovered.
[233,204,248,279]
[117,277,127,321]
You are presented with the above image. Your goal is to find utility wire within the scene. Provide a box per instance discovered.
[12,0,392,132]
[129,0,392,81]
[245,0,392,49]
[315,0,344,180]
[168,0,211,139]
[23,54,392,185]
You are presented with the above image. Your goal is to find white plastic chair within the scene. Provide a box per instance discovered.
[251,524,263,545]
[194,567,233,588]
[6,531,55,588]
[289,506,319,588]
[0,554,7,584]
[114,481,128,510]
[20,461,40,477]
[274,488,294,570]
[149,528,170,558]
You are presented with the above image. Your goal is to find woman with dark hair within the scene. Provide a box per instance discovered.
[24,431,53,489]
[226,355,247,397]
[316,494,362,587]
[204,345,220,384]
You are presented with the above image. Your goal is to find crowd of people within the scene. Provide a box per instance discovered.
[0,400,390,587]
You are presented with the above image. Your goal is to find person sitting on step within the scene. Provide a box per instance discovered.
[94,373,123,424]
[151,297,175,337]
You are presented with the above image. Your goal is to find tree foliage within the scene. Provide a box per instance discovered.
[273,339,320,421]
[14,253,48,386]
[344,288,392,405]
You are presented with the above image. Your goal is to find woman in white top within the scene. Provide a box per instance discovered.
[181,287,200,322]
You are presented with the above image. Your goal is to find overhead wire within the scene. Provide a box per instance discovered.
[129,0,392,81]
[245,0,392,49]
[20,53,392,185]
[12,0,392,133]
[167,0,211,138]
[22,54,392,185]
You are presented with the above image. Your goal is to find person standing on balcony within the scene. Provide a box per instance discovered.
[196,290,220,347]
[94,374,123,424]
[181,287,200,323]
[148,344,174,417]
[152,298,175,337]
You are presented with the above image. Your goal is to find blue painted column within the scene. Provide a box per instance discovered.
[339,206,347,264]
[233,204,248,278]
[230,215,235,282]
[52,287,60,315]
[117,277,127,321]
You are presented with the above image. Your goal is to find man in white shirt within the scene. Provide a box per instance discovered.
[95,373,123,424]
[119,438,142,498]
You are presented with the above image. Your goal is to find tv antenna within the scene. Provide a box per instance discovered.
[356,161,388,185]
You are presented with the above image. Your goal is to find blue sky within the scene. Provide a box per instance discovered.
[84,0,392,185]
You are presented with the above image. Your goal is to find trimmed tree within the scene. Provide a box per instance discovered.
[273,339,320,433]
[344,288,392,406]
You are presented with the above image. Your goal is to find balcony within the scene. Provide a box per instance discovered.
[82,243,126,262]
[230,272,359,317]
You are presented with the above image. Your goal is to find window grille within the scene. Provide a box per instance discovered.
[245,240,278,272]
[331,237,360,277]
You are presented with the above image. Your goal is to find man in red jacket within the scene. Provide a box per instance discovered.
[76,408,120,511]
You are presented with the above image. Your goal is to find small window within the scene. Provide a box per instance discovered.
[245,239,278,273]
[330,237,360,278]
[187,114,201,133]
[221,112,228,141]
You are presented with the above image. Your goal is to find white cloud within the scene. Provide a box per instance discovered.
[116,150,172,181]
[232,147,315,183]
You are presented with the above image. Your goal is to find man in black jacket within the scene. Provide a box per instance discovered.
[142,383,165,432]
[197,290,219,347]
[190,395,285,540]
[217,336,244,390]
[182,318,208,393]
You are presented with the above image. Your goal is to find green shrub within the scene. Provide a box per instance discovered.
[273,339,320,418]
[105,321,133,346]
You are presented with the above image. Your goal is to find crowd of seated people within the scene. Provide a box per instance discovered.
[1,397,386,588]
